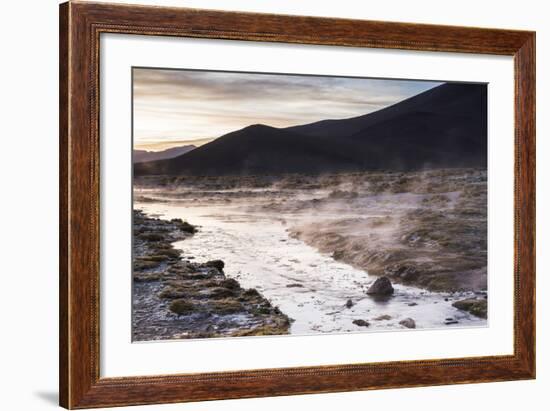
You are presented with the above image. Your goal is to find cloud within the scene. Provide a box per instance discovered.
[133,68,441,150]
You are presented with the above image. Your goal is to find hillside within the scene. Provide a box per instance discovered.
[134,82,487,176]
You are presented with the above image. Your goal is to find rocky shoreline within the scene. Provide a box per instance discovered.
[132,210,291,341]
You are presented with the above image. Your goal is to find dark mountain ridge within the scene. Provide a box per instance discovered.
[134,82,487,176]
[133,145,196,163]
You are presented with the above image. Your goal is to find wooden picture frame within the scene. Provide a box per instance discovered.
[59,1,535,408]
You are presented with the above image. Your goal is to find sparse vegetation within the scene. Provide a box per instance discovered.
[169,299,196,315]
[287,168,487,293]
[452,298,487,319]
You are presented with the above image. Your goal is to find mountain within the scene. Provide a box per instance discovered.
[133,145,196,163]
[135,124,367,176]
[134,82,487,176]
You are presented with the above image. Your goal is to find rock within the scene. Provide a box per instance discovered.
[374,314,392,321]
[352,319,370,327]
[138,233,164,242]
[407,302,418,306]
[209,299,243,315]
[399,318,416,328]
[452,298,487,319]
[158,286,187,299]
[205,260,225,271]
[445,320,459,325]
[401,270,419,281]
[367,276,394,295]
[205,287,236,299]
[346,299,354,308]
[384,264,418,281]
[286,283,304,288]
[134,259,161,271]
[242,288,261,299]
[169,299,196,315]
[132,210,293,341]
[171,218,197,233]
[220,278,240,290]
[133,272,162,282]
[332,250,345,260]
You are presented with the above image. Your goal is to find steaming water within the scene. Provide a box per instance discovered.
[136,201,486,334]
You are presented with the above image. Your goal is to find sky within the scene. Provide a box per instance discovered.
[133,68,441,151]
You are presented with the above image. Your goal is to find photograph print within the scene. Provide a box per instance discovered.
[132,68,488,342]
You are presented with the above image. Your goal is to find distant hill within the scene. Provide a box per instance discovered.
[134,82,487,176]
[133,145,196,163]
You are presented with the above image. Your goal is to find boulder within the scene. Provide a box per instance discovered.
[352,319,370,327]
[367,276,394,295]
[345,299,354,308]
[205,260,225,271]
[399,318,416,328]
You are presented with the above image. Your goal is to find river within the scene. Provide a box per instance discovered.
[136,199,486,335]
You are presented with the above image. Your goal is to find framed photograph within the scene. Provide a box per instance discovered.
[59,2,535,409]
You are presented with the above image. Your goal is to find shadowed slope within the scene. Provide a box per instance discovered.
[135,124,364,175]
